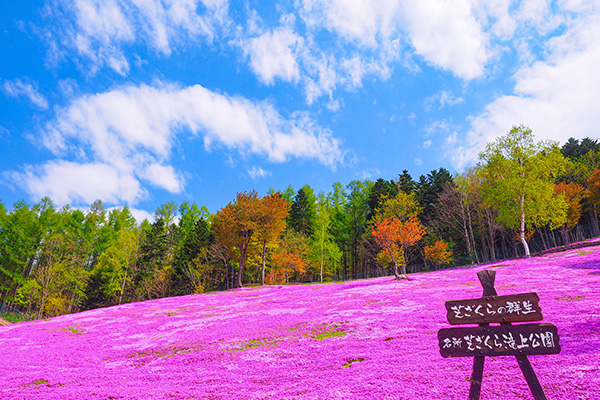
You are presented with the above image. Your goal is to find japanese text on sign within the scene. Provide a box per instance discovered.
[438,323,560,358]
[445,292,543,325]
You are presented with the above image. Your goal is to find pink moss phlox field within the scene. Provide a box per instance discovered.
[1,247,599,399]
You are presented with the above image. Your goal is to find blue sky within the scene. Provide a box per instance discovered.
[2,0,600,221]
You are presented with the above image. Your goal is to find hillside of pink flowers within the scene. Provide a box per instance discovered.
[1,245,599,399]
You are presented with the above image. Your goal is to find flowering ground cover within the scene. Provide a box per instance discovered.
[1,246,599,400]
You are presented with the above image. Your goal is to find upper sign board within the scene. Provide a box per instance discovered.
[445,292,543,325]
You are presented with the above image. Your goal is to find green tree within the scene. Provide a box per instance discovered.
[16,206,92,318]
[94,229,139,305]
[396,170,416,194]
[0,201,37,302]
[312,193,341,282]
[169,202,209,295]
[288,186,317,237]
[367,178,398,221]
[345,180,371,275]
[83,200,113,269]
[108,206,137,232]
[0,198,60,306]
[415,168,453,226]
[561,137,600,159]
[135,217,171,300]
[479,126,568,257]
[328,182,350,278]
[376,191,420,221]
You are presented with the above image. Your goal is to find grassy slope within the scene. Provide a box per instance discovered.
[1,246,599,400]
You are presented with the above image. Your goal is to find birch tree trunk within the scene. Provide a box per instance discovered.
[520,196,531,257]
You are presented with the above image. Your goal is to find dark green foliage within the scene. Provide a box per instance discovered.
[561,137,600,159]
[288,186,316,237]
[134,217,171,300]
[396,170,416,194]
[170,217,213,295]
[367,178,398,221]
[415,168,454,225]
[345,180,371,275]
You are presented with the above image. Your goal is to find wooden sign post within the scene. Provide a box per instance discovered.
[438,270,560,400]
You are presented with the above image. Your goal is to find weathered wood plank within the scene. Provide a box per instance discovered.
[445,292,543,325]
[516,355,548,400]
[438,323,560,358]
[469,356,485,400]
[477,270,496,296]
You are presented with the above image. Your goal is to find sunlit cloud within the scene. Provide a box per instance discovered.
[12,82,342,205]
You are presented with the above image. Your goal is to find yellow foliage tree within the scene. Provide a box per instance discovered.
[424,240,453,270]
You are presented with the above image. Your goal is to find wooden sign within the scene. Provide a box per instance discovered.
[445,292,543,325]
[438,270,561,400]
[438,323,560,358]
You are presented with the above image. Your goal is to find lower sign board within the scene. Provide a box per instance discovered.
[438,323,560,358]
[445,292,543,325]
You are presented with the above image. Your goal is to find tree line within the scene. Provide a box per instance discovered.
[1,126,599,320]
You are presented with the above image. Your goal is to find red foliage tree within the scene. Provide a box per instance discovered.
[372,214,426,279]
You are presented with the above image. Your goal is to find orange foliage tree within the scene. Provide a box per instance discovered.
[255,192,290,285]
[424,240,453,270]
[212,191,261,288]
[586,169,600,230]
[372,214,426,279]
[268,231,308,284]
[554,182,584,245]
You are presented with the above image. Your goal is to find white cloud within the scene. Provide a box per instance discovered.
[246,27,302,85]
[299,0,402,47]
[340,56,366,87]
[247,166,271,179]
[285,0,493,105]
[425,90,463,110]
[46,0,507,108]
[14,82,342,206]
[414,157,423,166]
[474,0,516,40]
[3,79,49,109]
[451,14,600,170]
[423,140,432,149]
[49,0,230,74]
[13,161,145,205]
[128,207,154,223]
[143,163,183,193]
[558,0,600,13]
[517,0,563,34]
[299,0,490,80]
[401,0,489,80]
